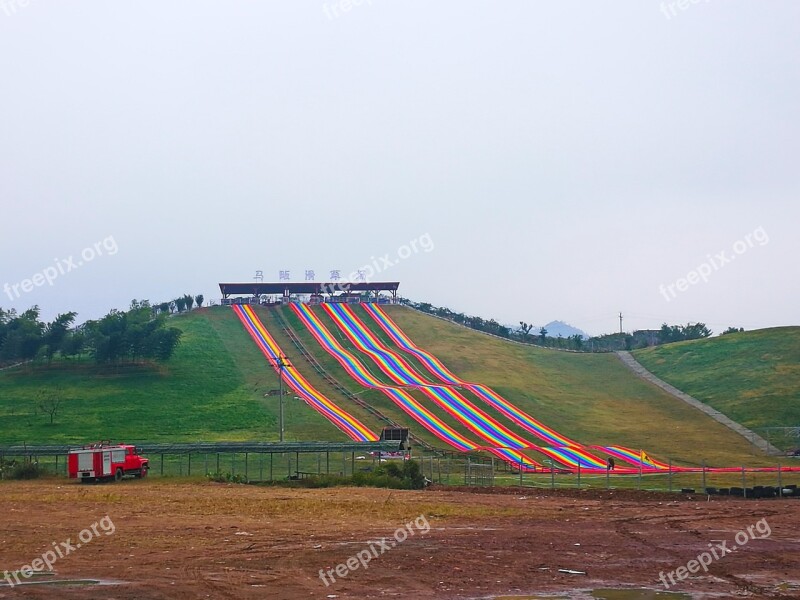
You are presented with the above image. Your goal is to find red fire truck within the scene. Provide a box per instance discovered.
[68,442,149,483]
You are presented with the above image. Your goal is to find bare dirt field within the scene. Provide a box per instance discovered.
[0,480,798,599]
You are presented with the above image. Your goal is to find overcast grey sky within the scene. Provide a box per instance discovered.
[1,1,798,335]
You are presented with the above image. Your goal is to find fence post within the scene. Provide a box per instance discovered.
[742,466,746,498]
[606,464,609,489]
[270,453,273,481]
[160,453,164,476]
[519,457,523,487]
[577,460,581,489]
[778,463,782,496]
[260,453,264,481]
[550,463,555,489]
[668,459,672,493]
[702,461,706,492]
[188,453,191,477]
[245,453,248,480]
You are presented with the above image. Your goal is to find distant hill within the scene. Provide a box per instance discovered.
[543,320,588,339]
[501,320,588,340]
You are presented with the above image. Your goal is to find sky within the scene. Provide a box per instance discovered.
[1,1,798,336]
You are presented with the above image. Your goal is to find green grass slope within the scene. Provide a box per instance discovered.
[378,306,770,465]
[633,327,800,443]
[0,307,346,446]
[0,304,788,467]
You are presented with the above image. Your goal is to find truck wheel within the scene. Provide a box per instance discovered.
[115,468,123,482]
[136,466,148,479]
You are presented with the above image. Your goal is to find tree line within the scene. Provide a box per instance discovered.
[0,294,204,366]
[400,299,722,352]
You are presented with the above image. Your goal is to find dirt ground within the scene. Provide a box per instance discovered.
[0,480,798,599]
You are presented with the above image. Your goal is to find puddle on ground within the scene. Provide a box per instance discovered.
[0,577,121,588]
[592,590,692,600]
[492,590,691,600]
[0,579,99,587]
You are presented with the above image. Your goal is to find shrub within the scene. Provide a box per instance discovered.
[0,459,42,480]
[206,471,247,484]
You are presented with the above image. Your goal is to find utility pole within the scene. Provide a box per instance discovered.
[619,312,623,335]
[271,355,290,442]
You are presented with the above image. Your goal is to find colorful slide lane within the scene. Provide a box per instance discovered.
[291,303,540,468]
[297,304,654,472]
[323,303,623,470]
[362,303,665,470]
[321,302,541,455]
[232,304,378,442]
[323,304,638,470]
[363,303,576,447]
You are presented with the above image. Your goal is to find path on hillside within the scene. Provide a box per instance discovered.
[616,351,781,456]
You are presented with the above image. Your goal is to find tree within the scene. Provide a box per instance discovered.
[539,327,548,344]
[518,322,533,342]
[183,294,194,310]
[174,297,187,313]
[195,294,204,308]
[60,330,85,358]
[570,334,584,350]
[145,327,182,361]
[659,322,712,344]
[0,307,44,361]
[722,327,744,335]
[43,312,77,361]
[38,389,62,425]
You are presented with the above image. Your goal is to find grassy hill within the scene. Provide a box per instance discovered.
[0,304,790,466]
[633,327,800,448]
[0,308,345,446]
[379,307,772,465]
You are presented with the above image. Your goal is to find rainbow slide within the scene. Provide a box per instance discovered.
[360,303,666,471]
[291,303,540,468]
[320,303,544,459]
[319,304,618,470]
[232,304,378,442]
